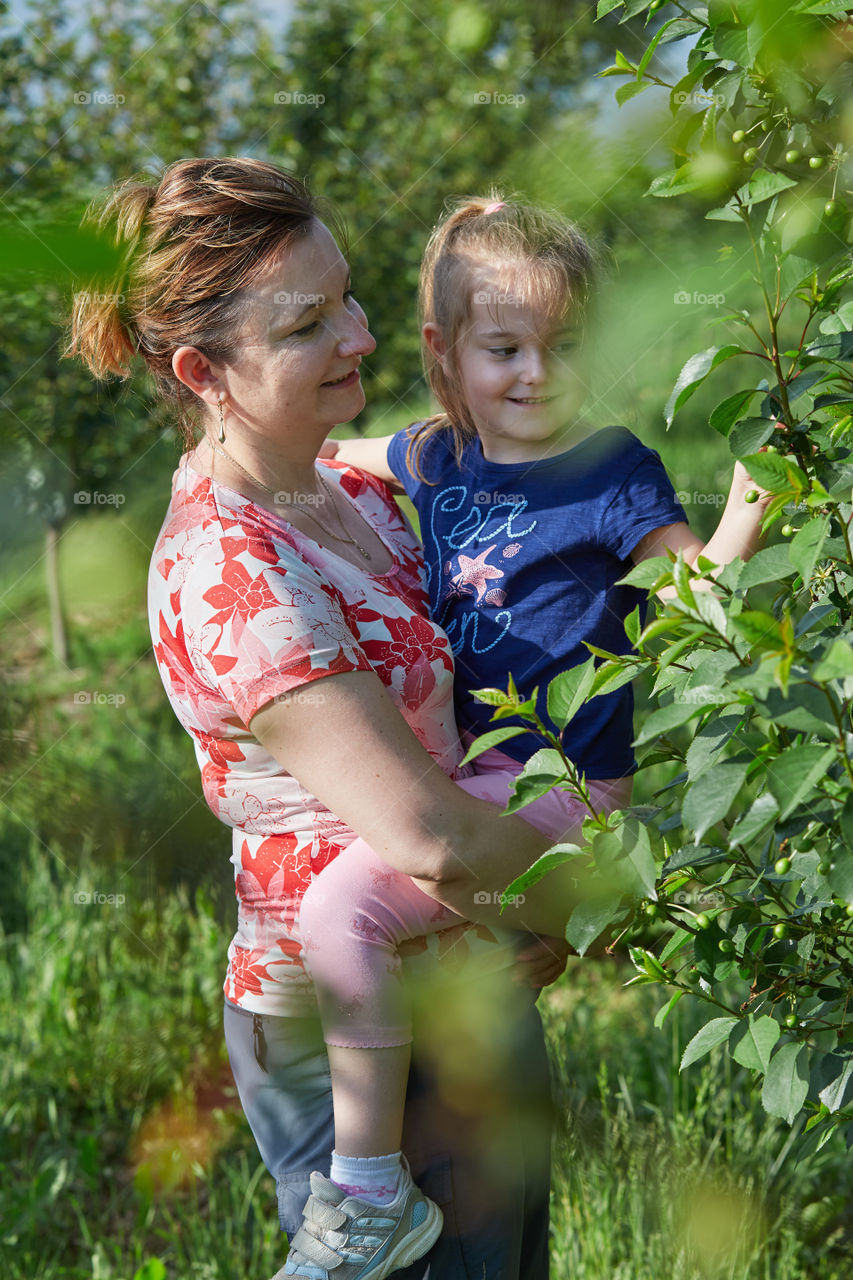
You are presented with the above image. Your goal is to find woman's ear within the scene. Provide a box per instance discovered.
[172,346,223,407]
[422,322,450,373]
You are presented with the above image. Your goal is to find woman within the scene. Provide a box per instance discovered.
[68,157,573,1279]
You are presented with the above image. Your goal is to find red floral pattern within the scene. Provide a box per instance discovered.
[148,456,476,1016]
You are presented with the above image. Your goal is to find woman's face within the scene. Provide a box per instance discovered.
[221,220,376,447]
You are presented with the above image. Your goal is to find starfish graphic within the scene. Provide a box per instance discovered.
[450,544,504,603]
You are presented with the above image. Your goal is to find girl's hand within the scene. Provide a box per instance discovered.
[733,452,772,506]
[513,933,570,989]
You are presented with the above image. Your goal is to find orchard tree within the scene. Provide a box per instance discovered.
[481,0,853,1148]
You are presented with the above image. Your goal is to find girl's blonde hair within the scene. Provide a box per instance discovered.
[65,157,343,445]
[409,193,599,482]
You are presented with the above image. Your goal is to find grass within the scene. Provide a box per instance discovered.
[2,843,851,1278]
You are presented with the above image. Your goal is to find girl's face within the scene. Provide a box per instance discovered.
[445,280,589,464]
[219,220,376,451]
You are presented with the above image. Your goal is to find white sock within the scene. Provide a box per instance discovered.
[329,1149,404,1206]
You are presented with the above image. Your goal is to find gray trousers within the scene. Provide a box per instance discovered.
[223,967,553,1279]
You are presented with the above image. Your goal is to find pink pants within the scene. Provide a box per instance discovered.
[297,749,632,1047]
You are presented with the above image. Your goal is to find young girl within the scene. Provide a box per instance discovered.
[281,197,769,1280]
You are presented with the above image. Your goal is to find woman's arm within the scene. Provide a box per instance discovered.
[250,669,578,934]
[321,433,402,490]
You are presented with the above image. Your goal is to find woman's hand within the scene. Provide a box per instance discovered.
[513,933,570,989]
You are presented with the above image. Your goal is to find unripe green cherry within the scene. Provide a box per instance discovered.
[785,149,801,164]
[686,967,701,984]
[773,922,790,939]
[742,147,758,164]
[719,939,736,955]
[775,856,792,875]
[824,200,838,215]
[809,156,825,169]
[818,861,832,876]
[745,488,759,503]
[695,913,711,930]
[732,129,745,144]
[784,1012,797,1028]
[781,523,795,537]
[846,904,853,918]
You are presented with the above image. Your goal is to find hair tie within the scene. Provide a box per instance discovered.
[483,201,506,214]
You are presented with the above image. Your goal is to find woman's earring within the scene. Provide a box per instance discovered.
[217,393,226,444]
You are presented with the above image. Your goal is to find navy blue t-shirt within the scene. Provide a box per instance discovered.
[387,424,688,778]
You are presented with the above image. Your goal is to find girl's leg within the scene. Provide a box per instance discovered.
[297,770,630,1161]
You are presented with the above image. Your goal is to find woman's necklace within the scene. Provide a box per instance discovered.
[205,437,372,561]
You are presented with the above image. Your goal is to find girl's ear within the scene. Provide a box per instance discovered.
[422,322,450,372]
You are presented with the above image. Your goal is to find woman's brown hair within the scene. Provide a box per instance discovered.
[65,157,342,445]
[409,193,599,482]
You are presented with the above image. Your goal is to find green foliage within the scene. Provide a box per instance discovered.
[485,0,853,1142]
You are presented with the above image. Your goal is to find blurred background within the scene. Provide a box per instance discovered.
[2,1,850,1276]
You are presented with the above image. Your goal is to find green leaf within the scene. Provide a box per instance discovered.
[665,345,742,428]
[459,726,527,766]
[711,389,758,437]
[712,22,750,65]
[765,745,836,821]
[134,1263,167,1280]
[738,451,808,495]
[621,818,658,896]
[828,848,853,905]
[812,638,853,681]
[736,544,795,590]
[730,1015,780,1073]
[503,843,585,902]
[819,1056,853,1114]
[737,171,799,207]
[617,555,673,589]
[788,515,830,585]
[730,609,784,650]
[616,80,653,105]
[546,657,597,731]
[503,748,568,815]
[565,893,624,956]
[762,1041,809,1124]
[596,0,624,16]
[729,416,776,456]
[634,699,708,745]
[654,990,684,1029]
[647,166,711,199]
[637,17,689,78]
[624,604,641,646]
[728,791,779,846]
[680,1016,738,1071]
[682,760,750,842]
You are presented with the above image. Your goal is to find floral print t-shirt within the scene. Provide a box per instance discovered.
[147,455,508,1016]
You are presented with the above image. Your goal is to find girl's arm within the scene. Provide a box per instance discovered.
[320,433,403,491]
[630,461,772,595]
[249,669,578,934]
